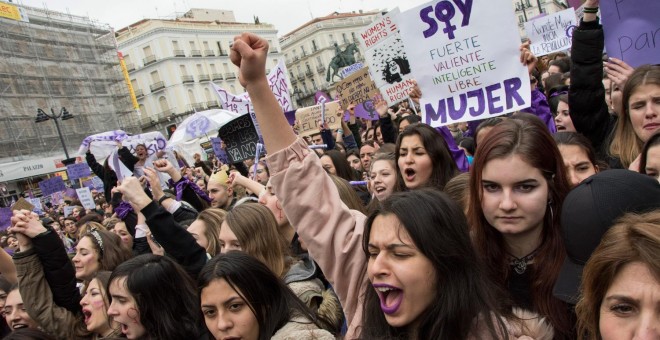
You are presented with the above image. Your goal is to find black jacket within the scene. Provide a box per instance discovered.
[86,151,118,203]
[569,19,622,168]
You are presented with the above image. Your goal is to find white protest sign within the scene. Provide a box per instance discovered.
[398,0,531,127]
[63,206,75,217]
[76,187,96,210]
[27,198,43,214]
[358,8,417,106]
[340,62,364,78]
[211,62,292,114]
[524,8,577,56]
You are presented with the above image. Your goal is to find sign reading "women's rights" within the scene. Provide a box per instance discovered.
[398,0,531,127]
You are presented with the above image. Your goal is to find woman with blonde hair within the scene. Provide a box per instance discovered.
[576,211,660,340]
[187,208,226,256]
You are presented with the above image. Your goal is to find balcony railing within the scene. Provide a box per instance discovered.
[211,73,224,81]
[126,63,135,72]
[316,65,326,73]
[198,74,211,82]
[290,77,298,84]
[270,49,279,53]
[140,115,156,127]
[192,102,206,111]
[149,81,165,92]
[156,109,175,121]
[296,74,305,81]
[133,88,144,98]
[174,49,185,57]
[190,49,202,57]
[143,55,157,66]
[181,75,195,83]
[204,50,215,57]
[305,70,313,77]
[218,50,228,56]
[224,72,236,79]
[206,100,219,108]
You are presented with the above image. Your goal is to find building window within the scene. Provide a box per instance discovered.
[342,33,348,43]
[312,40,318,51]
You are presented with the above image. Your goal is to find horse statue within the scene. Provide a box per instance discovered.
[326,43,360,82]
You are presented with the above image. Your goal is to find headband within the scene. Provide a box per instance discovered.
[89,229,104,258]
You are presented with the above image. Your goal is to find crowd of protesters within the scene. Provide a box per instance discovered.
[0,1,658,339]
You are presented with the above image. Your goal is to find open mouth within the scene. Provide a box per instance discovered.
[82,309,92,324]
[556,125,565,131]
[120,323,129,334]
[373,284,403,315]
[12,324,28,330]
[403,168,416,182]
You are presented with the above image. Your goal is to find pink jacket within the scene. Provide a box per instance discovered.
[268,138,368,339]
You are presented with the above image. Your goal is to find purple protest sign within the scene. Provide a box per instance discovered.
[64,188,78,199]
[0,207,12,231]
[601,1,660,67]
[210,137,229,164]
[67,163,92,180]
[38,176,66,196]
[284,110,296,126]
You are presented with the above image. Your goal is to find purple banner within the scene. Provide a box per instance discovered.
[0,207,12,231]
[67,163,92,180]
[601,0,660,67]
[64,187,78,199]
[566,0,581,9]
[38,177,66,196]
[284,110,296,126]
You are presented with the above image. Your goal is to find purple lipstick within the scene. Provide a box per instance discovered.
[373,283,403,315]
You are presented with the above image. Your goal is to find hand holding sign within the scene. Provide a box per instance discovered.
[519,42,538,74]
[230,33,268,88]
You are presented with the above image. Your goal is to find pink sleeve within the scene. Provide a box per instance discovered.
[267,138,368,325]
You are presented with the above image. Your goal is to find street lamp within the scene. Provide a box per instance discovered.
[35,107,76,165]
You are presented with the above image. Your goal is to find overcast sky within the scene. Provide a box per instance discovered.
[17,0,429,36]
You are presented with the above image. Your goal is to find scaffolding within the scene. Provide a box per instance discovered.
[0,2,141,162]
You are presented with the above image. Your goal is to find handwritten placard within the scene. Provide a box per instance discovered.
[76,187,96,210]
[295,101,342,137]
[524,8,576,56]
[336,67,380,111]
[11,197,34,212]
[398,0,531,127]
[38,176,66,196]
[210,137,229,164]
[217,114,260,163]
[601,0,660,67]
[66,163,92,180]
[267,60,294,112]
[358,8,416,106]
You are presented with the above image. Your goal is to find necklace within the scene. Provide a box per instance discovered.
[508,247,540,275]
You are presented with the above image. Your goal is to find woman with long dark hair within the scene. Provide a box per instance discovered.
[468,118,574,339]
[198,252,334,340]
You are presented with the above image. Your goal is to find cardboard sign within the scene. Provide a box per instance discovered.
[601,0,660,67]
[398,0,531,127]
[38,176,66,196]
[358,8,416,106]
[294,101,342,137]
[336,67,380,111]
[210,137,229,164]
[0,207,12,231]
[76,187,96,210]
[524,8,577,56]
[11,197,34,212]
[66,163,92,180]
[217,114,260,163]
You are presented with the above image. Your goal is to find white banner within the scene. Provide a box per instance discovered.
[524,8,576,56]
[357,8,417,106]
[398,0,531,127]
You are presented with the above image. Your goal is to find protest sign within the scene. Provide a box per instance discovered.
[38,176,66,196]
[50,191,64,205]
[76,187,96,210]
[210,137,229,164]
[335,67,380,111]
[294,101,342,137]
[358,8,416,106]
[26,198,43,215]
[398,0,531,127]
[524,8,577,56]
[601,0,660,67]
[340,62,364,79]
[11,197,34,212]
[63,206,75,217]
[267,60,294,112]
[66,162,92,180]
[217,114,260,163]
[91,177,104,190]
[0,207,11,231]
